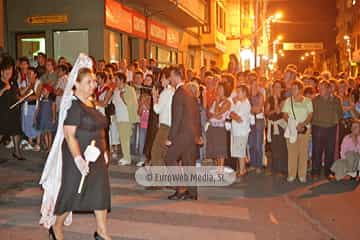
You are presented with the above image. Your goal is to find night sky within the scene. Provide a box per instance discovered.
[267,0,337,71]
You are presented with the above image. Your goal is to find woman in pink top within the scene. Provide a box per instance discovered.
[333,120,360,181]
[342,120,360,181]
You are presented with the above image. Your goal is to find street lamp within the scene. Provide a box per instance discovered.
[301,56,305,61]
[274,12,283,21]
[344,35,352,76]
[310,51,316,67]
[305,52,309,57]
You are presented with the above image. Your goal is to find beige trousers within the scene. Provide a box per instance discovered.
[117,122,133,162]
[287,132,310,179]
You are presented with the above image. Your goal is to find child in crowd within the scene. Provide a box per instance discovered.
[35,84,56,151]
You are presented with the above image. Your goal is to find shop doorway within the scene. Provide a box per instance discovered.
[16,33,46,66]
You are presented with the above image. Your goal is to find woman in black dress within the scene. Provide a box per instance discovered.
[51,68,111,240]
[0,56,24,160]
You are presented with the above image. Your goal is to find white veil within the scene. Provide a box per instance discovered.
[39,53,93,228]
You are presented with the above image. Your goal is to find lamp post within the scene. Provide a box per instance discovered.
[255,11,283,70]
[344,35,352,76]
[272,35,283,68]
[310,51,316,69]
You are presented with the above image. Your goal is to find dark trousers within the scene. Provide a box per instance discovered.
[270,128,288,174]
[311,125,337,177]
[249,119,265,168]
[165,141,198,197]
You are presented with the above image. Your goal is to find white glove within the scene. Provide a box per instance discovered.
[104,152,109,165]
[74,156,89,176]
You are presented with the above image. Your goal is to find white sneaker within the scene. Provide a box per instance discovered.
[119,161,131,166]
[136,161,145,167]
[5,141,14,149]
[287,177,296,182]
[23,144,34,151]
[118,158,131,166]
[299,177,307,183]
[20,139,29,146]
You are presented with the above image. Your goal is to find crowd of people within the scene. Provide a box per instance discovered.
[1,52,360,184]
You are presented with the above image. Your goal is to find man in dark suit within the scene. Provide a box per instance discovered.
[165,66,202,200]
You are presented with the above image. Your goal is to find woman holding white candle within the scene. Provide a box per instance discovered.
[40,60,111,240]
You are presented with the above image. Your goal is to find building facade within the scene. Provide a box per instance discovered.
[2,0,266,73]
[336,0,360,76]
[3,0,209,68]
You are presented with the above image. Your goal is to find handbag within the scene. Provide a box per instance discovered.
[105,101,115,116]
[290,97,307,134]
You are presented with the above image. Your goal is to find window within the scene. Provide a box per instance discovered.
[104,29,122,63]
[150,45,157,59]
[216,2,226,33]
[202,0,211,33]
[189,54,195,69]
[170,51,178,65]
[54,30,88,64]
[17,33,46,66]
[151,44,178,67]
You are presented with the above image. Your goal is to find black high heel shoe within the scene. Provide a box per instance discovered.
[49,227,57,240]
[94,232,105,240]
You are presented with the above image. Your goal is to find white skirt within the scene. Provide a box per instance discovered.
[230,135,249,158]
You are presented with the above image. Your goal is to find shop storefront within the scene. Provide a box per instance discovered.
[6,0,104,63]
[5,0,181,65]
[105,0,180,65]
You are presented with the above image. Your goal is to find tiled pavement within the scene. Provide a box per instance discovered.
[0,149,357,239]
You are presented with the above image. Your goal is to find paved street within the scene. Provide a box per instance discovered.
[0,147,359,240]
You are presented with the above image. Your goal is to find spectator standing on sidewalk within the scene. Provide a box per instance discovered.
[283,80,313,183]
[113,72,139,166]
[20,67,42,151]
[229,84,251,177]
[265,80,288,177]
[0,56,25,160]
[151,68,174,167]
[248,75,265,173]
[206,82,231,172]
[311,80,343,180]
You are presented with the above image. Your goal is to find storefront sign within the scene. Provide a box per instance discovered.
[105,0,132,33]
[166,28,179,49]
[283,42,324,51]
[105,0,180,48]
[26,15,69,24]
[132,14,146,38]
[149,21,167,45]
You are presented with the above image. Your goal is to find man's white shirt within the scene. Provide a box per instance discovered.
[153,85,174,127]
